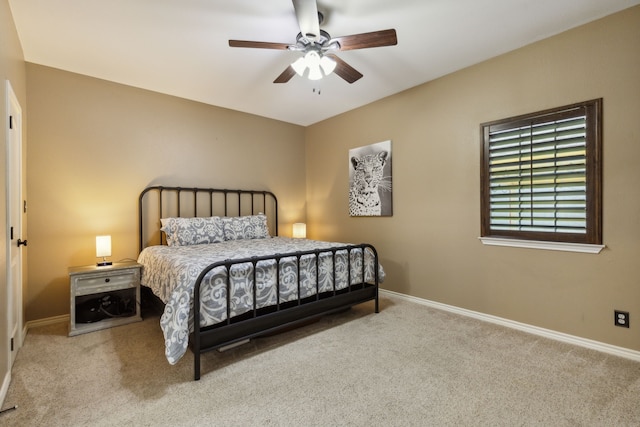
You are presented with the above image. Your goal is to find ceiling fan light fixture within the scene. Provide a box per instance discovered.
[305,50,321,67]
[291,56,307,76]
[307,65,323,80]
[291,50,335,81]
[320,55,336,75]
[304,51,323,80]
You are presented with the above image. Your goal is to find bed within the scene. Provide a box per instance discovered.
[137,185,384,380]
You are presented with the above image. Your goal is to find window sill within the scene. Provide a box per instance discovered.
[479,237,605,254]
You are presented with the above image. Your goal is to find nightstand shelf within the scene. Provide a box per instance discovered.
[69,261,142,336]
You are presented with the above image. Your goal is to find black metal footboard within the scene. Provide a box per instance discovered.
[190,244,380,380]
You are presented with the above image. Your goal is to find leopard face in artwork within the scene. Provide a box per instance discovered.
[349,151,390,216]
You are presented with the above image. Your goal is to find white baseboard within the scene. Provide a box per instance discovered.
[0,371,9,411]
[380,289,640,363]
[25,314,69,332]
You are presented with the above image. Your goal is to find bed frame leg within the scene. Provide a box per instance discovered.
[194,352,201,381]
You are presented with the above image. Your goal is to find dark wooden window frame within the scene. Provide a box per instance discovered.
[480,99,602,245]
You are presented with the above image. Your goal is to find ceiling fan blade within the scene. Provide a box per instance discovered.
[292,0,320,40]
[229,40,291,50]
[274,66,297,84]
[333,29,397,51]
[325,54,363,84]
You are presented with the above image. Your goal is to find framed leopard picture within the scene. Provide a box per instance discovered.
[349,140,393,217]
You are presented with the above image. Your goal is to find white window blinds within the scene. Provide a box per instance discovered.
[488,114,587,234]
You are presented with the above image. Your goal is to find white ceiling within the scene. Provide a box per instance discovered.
[8,0,639,126]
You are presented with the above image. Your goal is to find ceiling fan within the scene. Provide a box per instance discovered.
[228,0,397,84]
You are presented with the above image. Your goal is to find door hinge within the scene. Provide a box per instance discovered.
[10,226,13,240]
[9,115,13,130]
[10,338,14,352]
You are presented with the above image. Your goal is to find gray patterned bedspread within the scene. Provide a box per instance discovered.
[137,237,385,364]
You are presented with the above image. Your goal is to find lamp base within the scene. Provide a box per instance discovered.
[96,261,112,267]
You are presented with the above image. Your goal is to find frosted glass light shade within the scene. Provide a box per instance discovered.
[320,55,336,75]
[291,57,307,76]
[307,66,323,81]
[290,51,336,80]
[292,223,307,239]
[96,235,111,257]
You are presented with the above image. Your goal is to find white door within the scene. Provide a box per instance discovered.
[6,80,23,367]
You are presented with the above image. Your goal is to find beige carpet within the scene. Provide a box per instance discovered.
[2,294,640,426]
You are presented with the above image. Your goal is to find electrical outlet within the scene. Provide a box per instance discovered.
[614,310,629,328]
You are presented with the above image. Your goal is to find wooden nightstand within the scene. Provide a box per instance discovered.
[68,261,142,336]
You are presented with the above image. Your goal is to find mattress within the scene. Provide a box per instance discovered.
[137,237,385,363]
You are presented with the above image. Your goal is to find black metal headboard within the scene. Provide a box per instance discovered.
[138,186,278,252]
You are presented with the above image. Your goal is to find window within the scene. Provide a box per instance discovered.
[480,99,602,245]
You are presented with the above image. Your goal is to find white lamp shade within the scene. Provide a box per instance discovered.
[307,67,322,80]
[291,57,307,76]
[96,235,112,258]
[320,55,336,75]
[292,223,307,239]
[305,51,322,80]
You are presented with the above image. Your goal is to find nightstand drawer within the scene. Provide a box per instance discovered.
[73,271,138,296]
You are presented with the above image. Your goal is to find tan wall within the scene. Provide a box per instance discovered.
[25,65,306,321]
[1,0,27,395]
[306,7,640,350]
